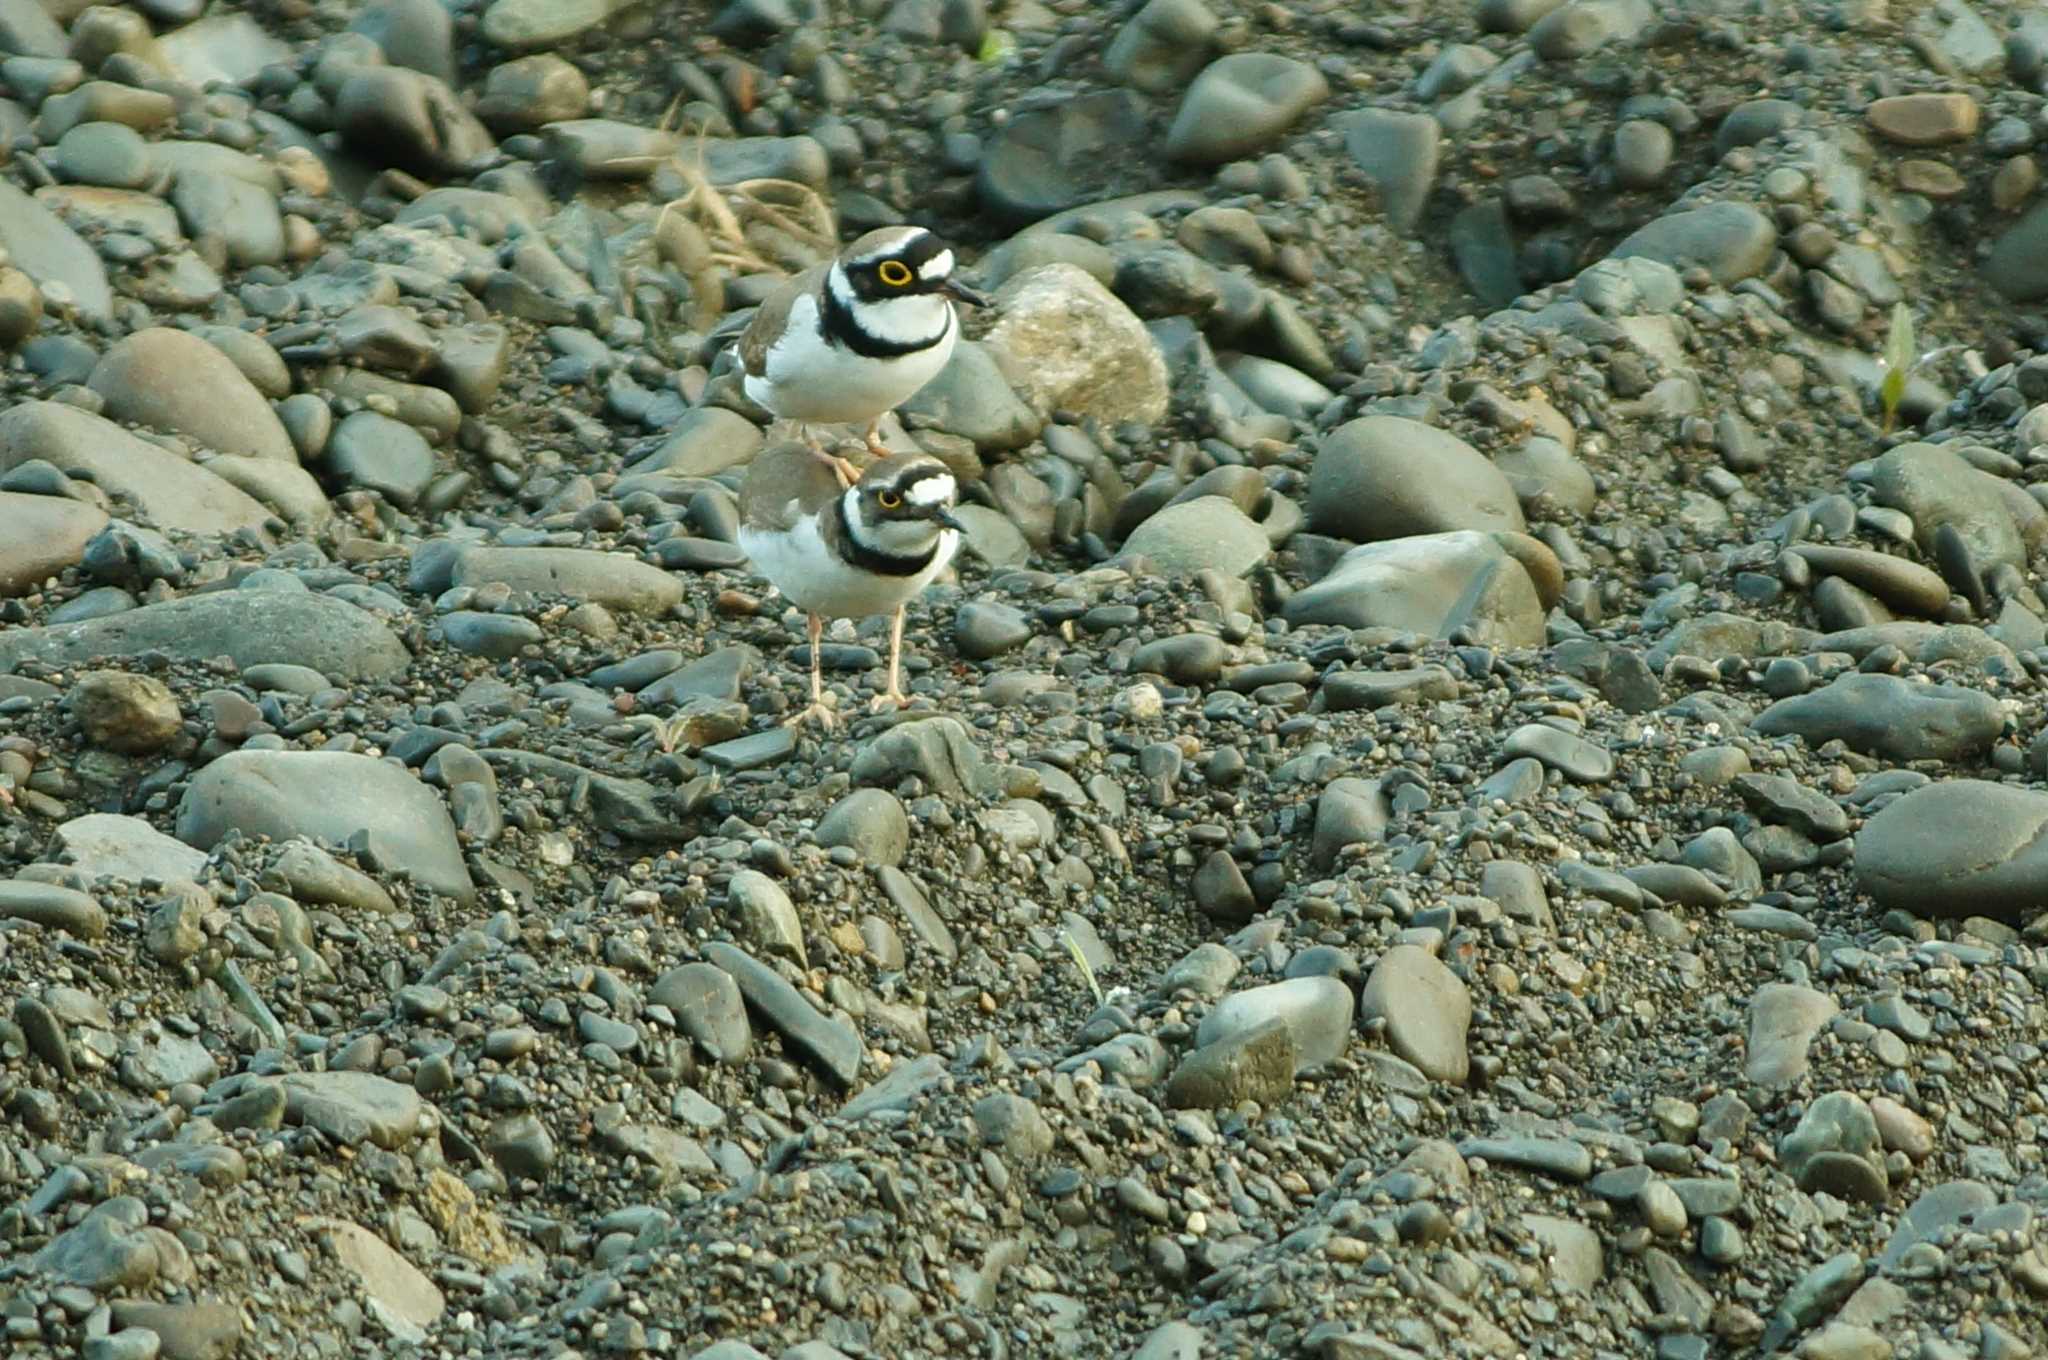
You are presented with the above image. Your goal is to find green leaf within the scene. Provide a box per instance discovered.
[1879,302,1913,431]
[977,29,1014,63]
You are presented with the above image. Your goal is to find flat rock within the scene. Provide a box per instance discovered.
[310,1218,444,1340]
[0,591,408,682]
[89,327,296,463]
[0,491,108,595]
[1360,944,1470,1084]
[1746,982,1838,1086]
[1334,109,1440,235]
[452,546,684,614]
[0,401,273,537]
[703,941,862,1088]
[1309,416,1523,541]
[1752,673,2003,762]
[1165,1016,1296,1109]
[1856,780,2048,922]
[0,879,107,937]
[176,750,474,904]
[850,716,996,800]
[52,813,208,885]
[1284,531,1545,647]
[1869,441,2027,571]
[650,961,751,1063]
[279,1071,431,1148]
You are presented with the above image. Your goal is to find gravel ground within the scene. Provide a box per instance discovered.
[5,1,2048,1358]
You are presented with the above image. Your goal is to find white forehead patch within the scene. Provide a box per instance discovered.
[848,228,928,267]
[918,249,954,281]
[905,472,956,507]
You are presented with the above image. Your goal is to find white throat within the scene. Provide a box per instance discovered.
[827,264,954,349]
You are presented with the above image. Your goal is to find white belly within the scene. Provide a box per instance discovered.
[738,516,960,620]
[745,294,958,425]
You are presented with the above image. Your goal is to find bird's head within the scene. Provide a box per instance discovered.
[846,454,963,555]
[835,226,989,309]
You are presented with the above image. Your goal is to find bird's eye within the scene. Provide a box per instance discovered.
[878,490,902,509]
[878,260,913,287]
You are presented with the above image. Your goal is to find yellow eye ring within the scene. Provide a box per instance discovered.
[878,260,913,287]
[878,490,902,509]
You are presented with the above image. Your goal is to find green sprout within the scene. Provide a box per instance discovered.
[1061,930,1105,1009]
[1879,302,1913,435]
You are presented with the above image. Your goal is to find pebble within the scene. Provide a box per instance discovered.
[1284,531,1546,647]
[1866,93,1980,145]
[1360,945,1470,1084]
[1308,416,1524,541]
[1746,983,1838,1087]
[1164,53,1328,165]
[1194,976,1354,1075]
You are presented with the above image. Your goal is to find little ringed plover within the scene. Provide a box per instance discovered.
[737,442,963,728]
[737,225,987,488]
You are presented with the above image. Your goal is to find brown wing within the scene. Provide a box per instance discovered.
[736,264,828,378]
[739,441,843,532]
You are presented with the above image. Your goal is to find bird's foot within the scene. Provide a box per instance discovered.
[809,443,862,489]
[784,700,839,731]
[864,431,891,459]
[869,686,913,714]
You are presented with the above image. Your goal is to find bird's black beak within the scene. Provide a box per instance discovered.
[943,277,990,307]
[934,507,967,532]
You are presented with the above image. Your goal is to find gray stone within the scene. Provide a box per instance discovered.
[726,868,805,964]
[1284,531,1545,647]
[953,602,1033,660]
[1165,1016,1296,1109]
[334,67,494,178]
[1123,497,1272,576]
[650,962,751,1063]
[1334,109,1441,235]
[0,590,408,682]
[1104,0,1217,94]
[703,941,862,1088]
[279,1071,430,1148]
[176,751,473,904]
[1869,441,2029,571]
[1746,983,1837,1086]
[328,410,436,509]
[0,401,273,537]
[0,491,107,596]
[0,177,111,322]
[1361,945,1470,1084]
[1165,53,1328,165]
[972,1092,1054,1158]
[1309,417,1523,541]
[1752,673,2003,762]
[850,716,995,799]
[1195,976,1354,1075]
[1606,200,1775,286]
[815,788,909,867]
[897,341,1042,452]
[453,546,684,614]
[1313,776,1389,868]
[1856,780,2048,922]
[1500,723,1612,782]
